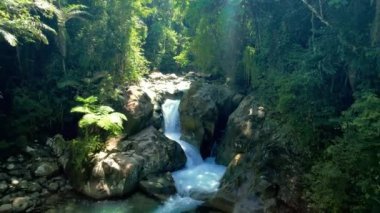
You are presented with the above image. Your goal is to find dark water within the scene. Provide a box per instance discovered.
[46,193,160,213]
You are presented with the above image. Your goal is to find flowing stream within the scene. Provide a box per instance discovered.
[155,99,226,213]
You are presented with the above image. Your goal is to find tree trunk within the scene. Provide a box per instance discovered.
[347,67,357,92]
[62,58,66,76]
[16,46,22,74]
[372,0,380,47]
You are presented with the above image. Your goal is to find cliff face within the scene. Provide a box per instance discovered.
[179,82,242,157]
[213,94,307,212]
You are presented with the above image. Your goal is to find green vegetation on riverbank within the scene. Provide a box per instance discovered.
[0,0,379,211]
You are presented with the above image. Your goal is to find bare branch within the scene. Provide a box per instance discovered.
[300,0,331,27]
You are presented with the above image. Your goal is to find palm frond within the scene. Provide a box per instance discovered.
[62,4,88,14]
[65,10,91,21]
[0,29,18,46]
[34,0,60,14]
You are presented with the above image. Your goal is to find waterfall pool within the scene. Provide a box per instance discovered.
[156,99,227,213]
[47,193,160,213]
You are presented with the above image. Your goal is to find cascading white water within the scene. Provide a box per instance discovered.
[156,99,226,213]
[162,100,203,168]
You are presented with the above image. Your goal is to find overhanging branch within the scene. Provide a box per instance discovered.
[300,0,331,27]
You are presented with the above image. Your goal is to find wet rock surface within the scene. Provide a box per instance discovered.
[139,172,177,200]
[212,93,306,212]
[179,82,242,157]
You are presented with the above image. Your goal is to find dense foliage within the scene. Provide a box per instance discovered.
[190,0,378,211]
[0,0,379,211]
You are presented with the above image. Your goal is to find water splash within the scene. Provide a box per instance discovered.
[156,99,226,213]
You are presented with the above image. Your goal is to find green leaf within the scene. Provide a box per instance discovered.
[98,106,114,114]
[75,96,98,104]
[70,106,92,114]
[0,29,18,46]
[79,113,98,128]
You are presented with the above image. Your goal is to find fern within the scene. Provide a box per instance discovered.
[71,96,127,136]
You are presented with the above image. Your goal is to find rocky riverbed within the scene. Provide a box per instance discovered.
[0,143,72,212]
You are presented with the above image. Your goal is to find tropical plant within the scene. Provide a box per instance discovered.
[54,1,90,75]
[70,96,127,136]
[0,0,57,46]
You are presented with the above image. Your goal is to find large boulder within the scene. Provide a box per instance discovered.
[213,94,306,212]
[12,197,31,212]
[46,135,69,170]
[62,127,186,199]
[123,86,154,135]
[105,127,186,175]
[216,95,266,165]
[81,151,143,199]
[34,162,59,177]
[179,82,242,157]
[0,204,12,213]
[139,172,177,200]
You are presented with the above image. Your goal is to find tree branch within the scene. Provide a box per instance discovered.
[300,0,331,27]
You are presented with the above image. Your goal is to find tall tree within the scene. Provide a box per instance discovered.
[55,1,89,75]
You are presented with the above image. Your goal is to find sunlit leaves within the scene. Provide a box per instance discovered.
[71,96,127,136]
[0,0,57,46]
[0,29,17,46]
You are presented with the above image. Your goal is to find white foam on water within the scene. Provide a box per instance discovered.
[156,99,227,212]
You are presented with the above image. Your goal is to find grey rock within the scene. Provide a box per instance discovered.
[6,157,16,163]
[25,206,35,213]
[41,189,49,196]
[0,204,12,213]
[234,196,264,213]
[25,146,36,154]
[0,173,8,181]
[27,182,41,193]
[37,177,47,186]
[122,86,153,135]
[263,198,278,212]
[47,182,59,192]
[214,92,305,211]
[139,172,176,200]
[12,197,30,212]
[17,155,24,162]
[29,192,40,200]
[216,95,264,164]
[152,111,163,129]
[11,178,19,186]
[189,190,216,201]
[34,162,59,177]
[74,127,185,199]
[179,82,240,149]
[6,164,15,171]
[19,180,29,190]
[46,135,70,170]
[0,182,8,193]
[8,170,24,177]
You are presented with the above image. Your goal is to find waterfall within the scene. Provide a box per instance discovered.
[156,99,226,213]
[162,99,203,168]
